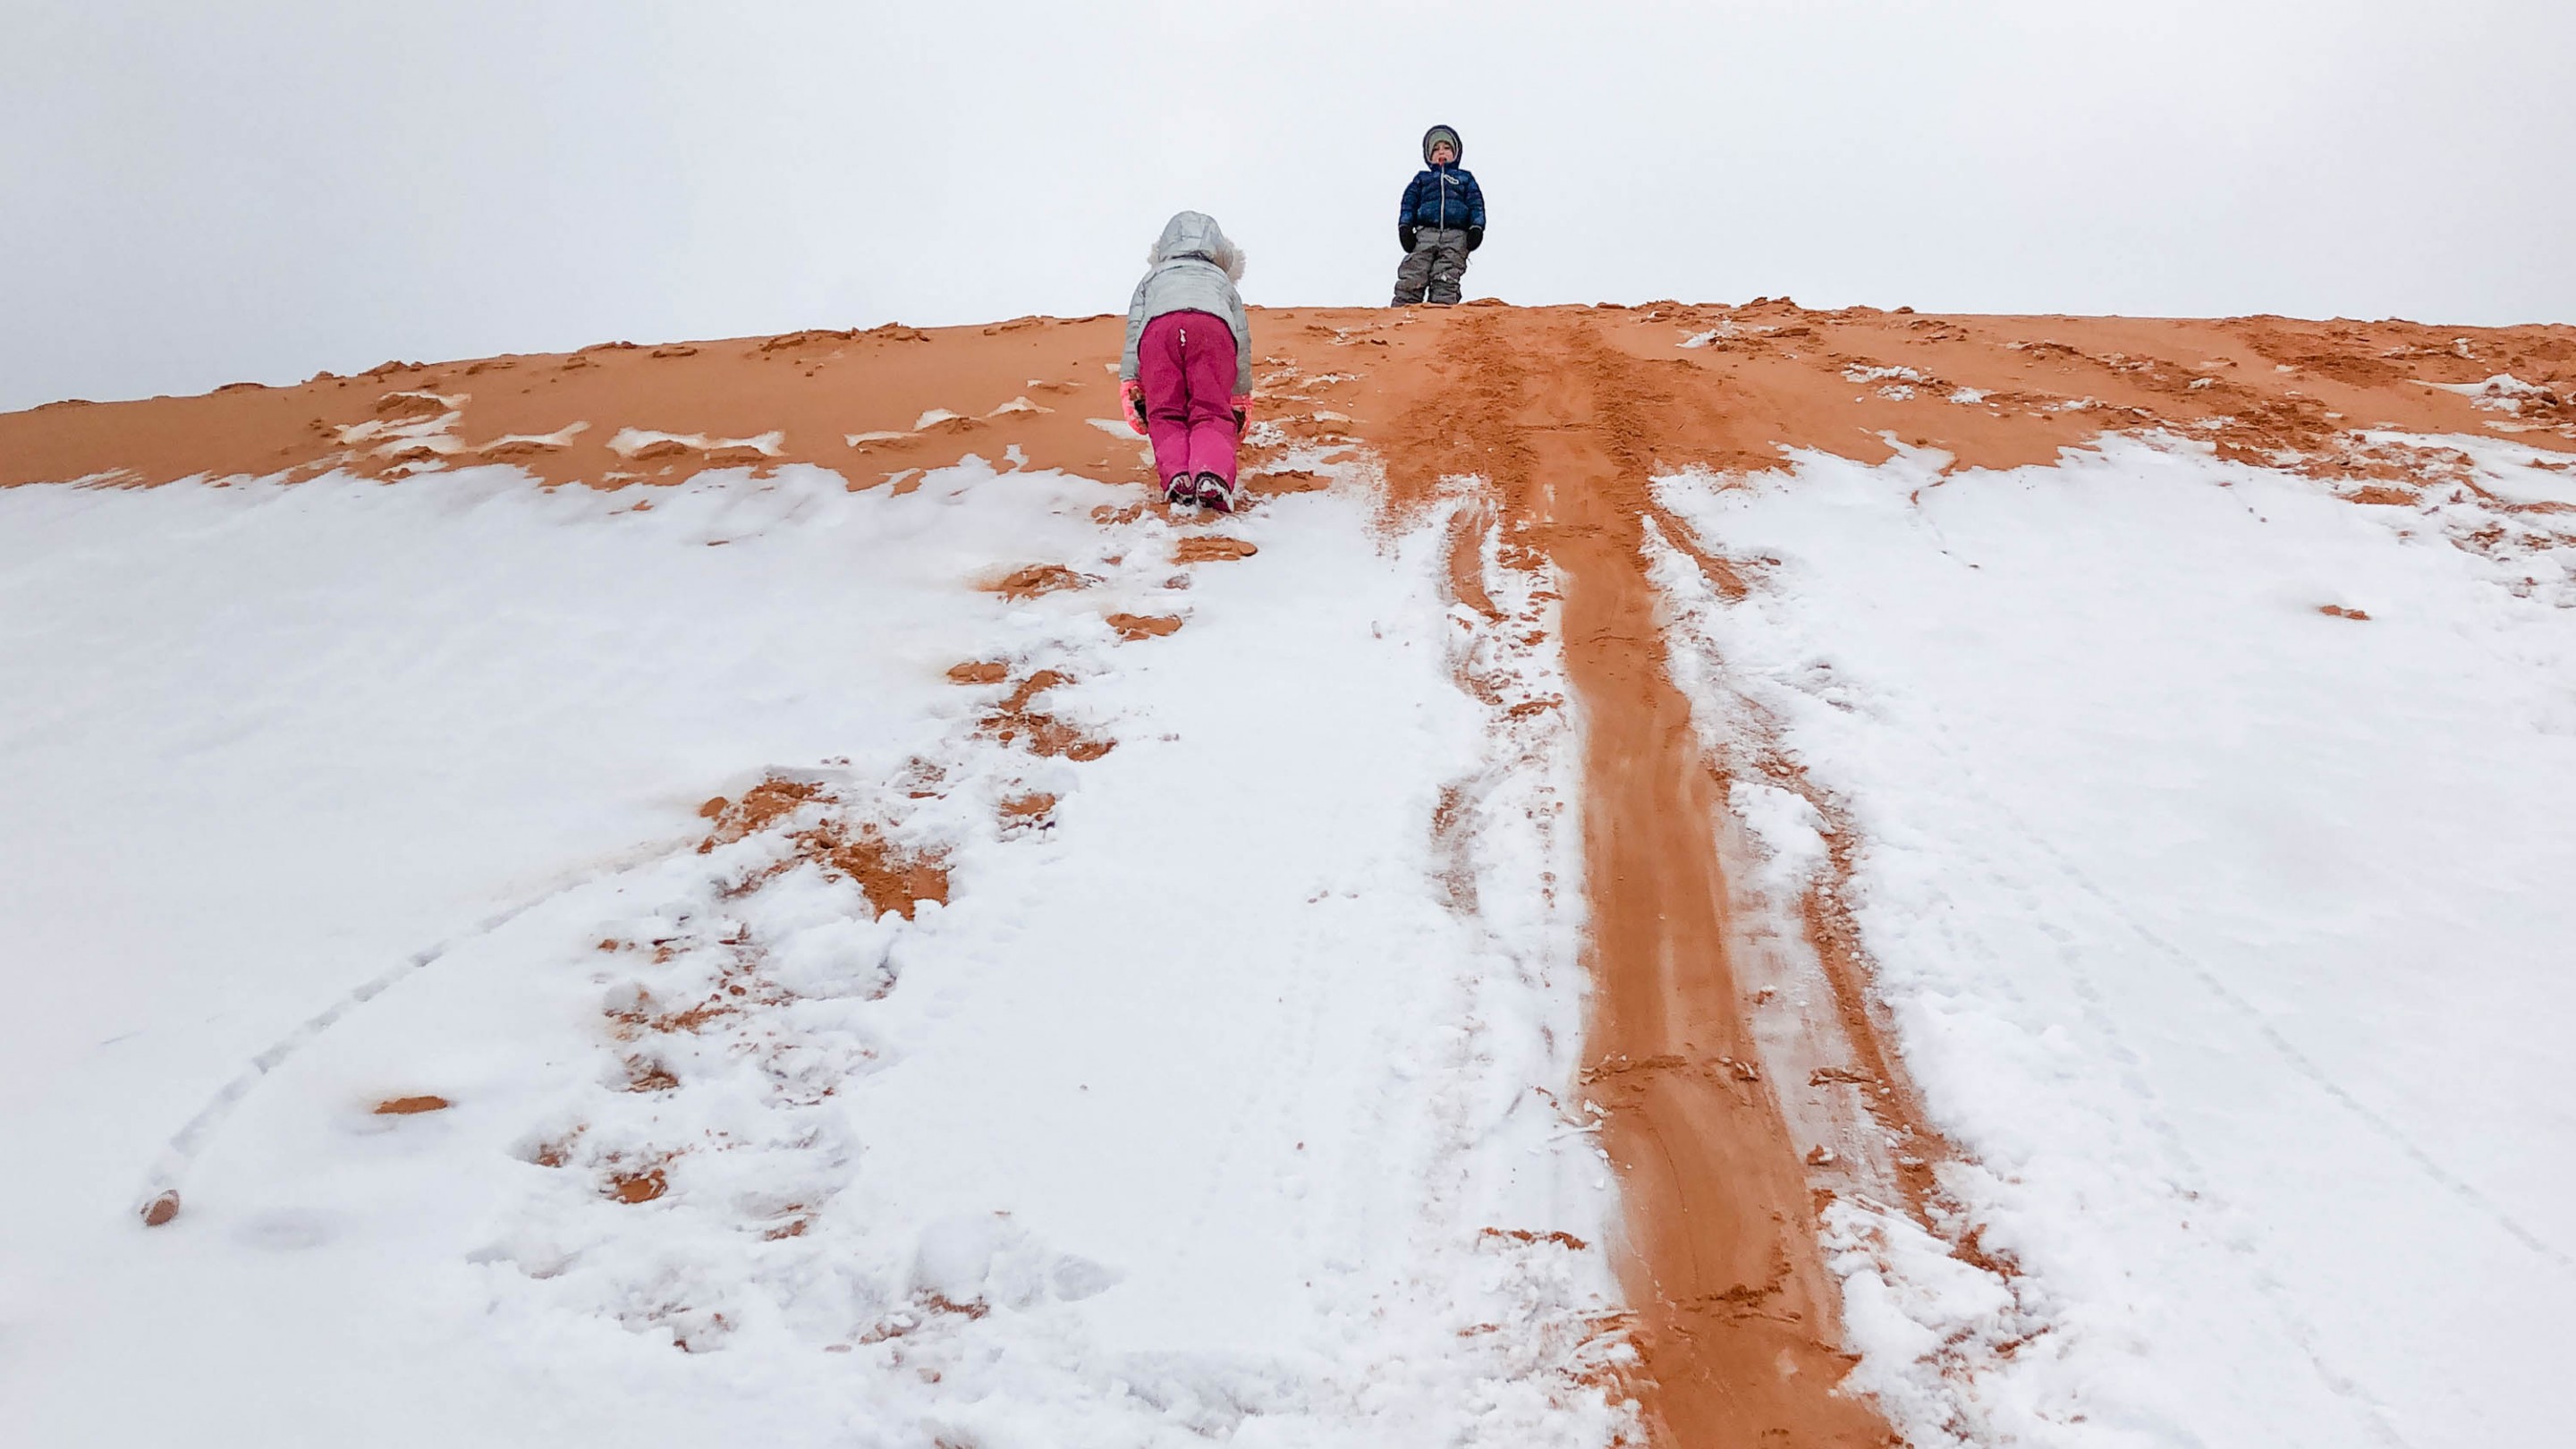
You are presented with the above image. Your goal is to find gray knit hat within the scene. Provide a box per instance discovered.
[1421,125,1462,165]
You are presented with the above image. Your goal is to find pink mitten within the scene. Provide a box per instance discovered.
[1120,379,1147,435]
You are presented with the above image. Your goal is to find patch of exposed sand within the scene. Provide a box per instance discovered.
[977,669,1114,762]
[1172,537,1258,563]
[989,564,1093,600]
[1105,613,1183,640]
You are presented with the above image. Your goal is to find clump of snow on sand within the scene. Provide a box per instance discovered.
[2421,372,2564,415]
[1648,435,2576,1446]
[1722,778,1833,899]
[0,458,1628,1445]
[607,427,785,459]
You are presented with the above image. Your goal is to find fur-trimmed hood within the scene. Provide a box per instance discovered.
[1147,210,1246,283]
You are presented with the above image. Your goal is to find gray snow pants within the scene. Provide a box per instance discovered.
[1392,227,1470,306]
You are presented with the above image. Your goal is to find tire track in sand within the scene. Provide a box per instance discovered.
[1360,307,1898,1446]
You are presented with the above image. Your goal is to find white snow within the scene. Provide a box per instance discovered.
[18,389,2574,1446]
[0,457,1626,1445]
[476,419,590,450]
[1842,363,1928,386]
[1724,778,1832,898]
[606,428,786,459]
[2346,430,2576,511]
[2420,372,2561,414]
[335,400,470,458]
[1648,435,2576,1447]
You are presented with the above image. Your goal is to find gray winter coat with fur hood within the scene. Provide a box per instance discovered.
[1120,211,1253,396]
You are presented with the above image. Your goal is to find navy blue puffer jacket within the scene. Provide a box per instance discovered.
[1398,165,1485,233]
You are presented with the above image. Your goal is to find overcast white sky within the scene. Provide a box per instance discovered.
[5,0,2572,411]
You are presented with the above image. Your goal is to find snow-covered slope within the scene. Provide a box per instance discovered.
[1649,436,2576,1445]
[8,303,2576,1447]
[0,460,1625,1445]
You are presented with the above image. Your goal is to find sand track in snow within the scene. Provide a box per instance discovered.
[1353,309,1933,1447]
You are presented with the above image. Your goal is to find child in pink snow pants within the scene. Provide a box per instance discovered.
[1120,211,1253,513]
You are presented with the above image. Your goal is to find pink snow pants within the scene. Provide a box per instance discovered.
[1138,309,1239,487]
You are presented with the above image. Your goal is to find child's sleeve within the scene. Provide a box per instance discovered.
[1119,277,1148,381]
[1467,173,1487,231]
[1227,291,1254,397]
[1395,174,1420,225]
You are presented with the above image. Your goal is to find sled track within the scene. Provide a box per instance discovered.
[1358,308,1933,1447]
[132,842,686,1224]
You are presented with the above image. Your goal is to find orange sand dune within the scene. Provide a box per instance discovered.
[8,303,2570,495]
[11,301,2572,1447]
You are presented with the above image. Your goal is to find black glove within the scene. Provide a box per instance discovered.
[1399,225,1418,253]
[1466,225,1484,252]
[1232,408,1246,431]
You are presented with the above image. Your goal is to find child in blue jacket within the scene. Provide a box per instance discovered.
[1392,124,1485,306]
